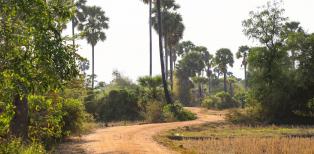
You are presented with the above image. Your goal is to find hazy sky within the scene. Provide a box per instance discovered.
[65,0,314,84]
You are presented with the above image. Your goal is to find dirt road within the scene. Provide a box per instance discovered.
[57,108,224,154]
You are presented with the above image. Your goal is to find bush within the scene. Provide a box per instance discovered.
[84,90,100,117]
[216,92,240,109]
[0,138,45,154]
[28,95,64,144]
[98,89,140,122]
[163,103,197,122]
[202,92,240,110]
[201,96,220,109]
[61,99,87,136]
[28,95,88,148]
[226,108,263,125]
[144,101,164,123]
[0,102,14,137]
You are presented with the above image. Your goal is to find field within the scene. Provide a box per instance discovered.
[155,122,314,154]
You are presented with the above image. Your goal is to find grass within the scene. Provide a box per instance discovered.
[155,122,314,154]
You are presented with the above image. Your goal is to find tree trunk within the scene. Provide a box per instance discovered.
[208,70,211,95]
[10,95,28,140]
[244,63,247,90]
[229,82,234,97]
[223,72,227,93]
[149,0,153,77]
[244,54,248,90]
[72,18,75,47]
[157,0,172,104]
[92,45,95,89]
[71,0,75,47]
[170,47,173,90]
[164,36,168,80]
[198,83,202,99]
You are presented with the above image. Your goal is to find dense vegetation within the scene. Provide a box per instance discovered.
[235,1,314,124]
[0,0,313,153]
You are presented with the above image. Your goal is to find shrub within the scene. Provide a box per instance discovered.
[163,103,197,122]
[201,96,220,109]
[215,92,240,109]
[202,92,240,110]
[0,138,45,154]
[0,102,14,137]
[226,108,263,125]
[144,101,164,123]
[28,95,88,148]
[28,95,64,145]
[84,90,100,117]
[61,99,87,136]
[98,89,140,122]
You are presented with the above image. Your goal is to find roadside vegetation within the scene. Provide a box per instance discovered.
[1,0,313,153]
[0,0,194,153]
[155,1,314,154]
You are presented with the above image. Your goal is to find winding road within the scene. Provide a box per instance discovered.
[57,108,224,154]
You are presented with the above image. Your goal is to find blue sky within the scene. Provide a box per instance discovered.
[64,0,314,84]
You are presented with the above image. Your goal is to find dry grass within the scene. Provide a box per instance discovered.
[155,122,314,154]
[176,137,314,154]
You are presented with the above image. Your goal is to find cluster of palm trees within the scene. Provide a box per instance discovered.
[71,0,109,89]
[140,0,250,104]
[141,0,185,104]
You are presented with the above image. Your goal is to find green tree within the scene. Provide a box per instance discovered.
[243,1,298,121]
[177,41,195,57]
[194,46,213,95]
[215,48,234,93]
[236,45,250,89]
[78,6,109,89]
[0,0,79,139]
[175,51,205,105]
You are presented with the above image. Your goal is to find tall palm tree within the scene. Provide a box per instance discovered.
[215,48,234,93]
[202,50,214,95]
[78,6,109,89]
[236,45,249,89]
[71,0,86,47]
[141,0,153,76]
[152,0,180,80]
[156,0,172,104]
[166,13,184,90]
[228,75,237,97]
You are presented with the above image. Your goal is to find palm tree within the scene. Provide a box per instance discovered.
[166,13,184,90]
[141,0,153,76]
[156,0,172,104]
[71,0,86,47]
[236,45,249,89]
[227,73,237,97]
[78,6,109,89]
[152,0,180,80]
[204,52,214,95]
[215,48,234,93]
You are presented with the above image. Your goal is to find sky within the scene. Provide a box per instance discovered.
[65,0,314,84]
